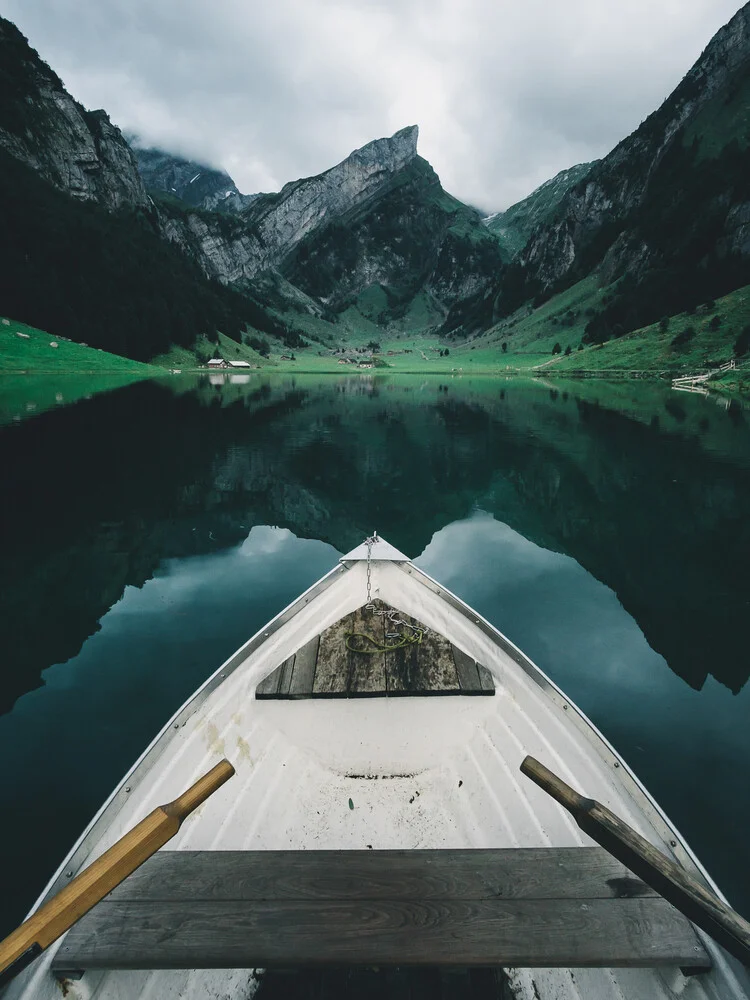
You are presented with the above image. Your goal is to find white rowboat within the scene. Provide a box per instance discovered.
[3,535,749,999]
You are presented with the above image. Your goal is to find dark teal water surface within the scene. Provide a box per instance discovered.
[1,373,749,935]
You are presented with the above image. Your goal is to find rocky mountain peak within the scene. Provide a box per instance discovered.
[516,1,750,292]
[0,16,148,211]
[213,125,423,275]
[157,124,425,283]
[347,124,419,171]
[157,119,503,329]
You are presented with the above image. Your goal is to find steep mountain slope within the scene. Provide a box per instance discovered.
[484,161,596,261]
[130,141,258,213]
[0,19,147,211]
[0,147,271,360]
[1,14,502,355]
[160,127,505,328]
[522,4,750,287]
[486,1,750,344]
[156,128,423,283]
[282,155,504,320]
[0,17,311,361]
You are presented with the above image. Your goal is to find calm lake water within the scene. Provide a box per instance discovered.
[1,372,749,936]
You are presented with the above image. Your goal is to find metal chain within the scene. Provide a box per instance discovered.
[365,531,375,604]
[366,605,429,641]
[347,531,431,652]
[346,606,429,653]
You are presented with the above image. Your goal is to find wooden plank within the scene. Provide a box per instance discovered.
[256,656,296,699]
[106,849,658,903]
[451,646,482,694]
[260,606,493,700]
[255,667,281,698]
[385,611,459,694]
[477,664,495,693]
[53,897,709,971]
[348,606,387,694]
[277,656,296,697]
[0,762,235,987]
[522,755,747,968]
[288,637,319,698]
[314,606,385,696]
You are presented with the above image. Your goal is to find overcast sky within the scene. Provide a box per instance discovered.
[4,0,743,211]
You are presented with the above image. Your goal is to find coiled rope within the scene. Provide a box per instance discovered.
[345,603,429,653]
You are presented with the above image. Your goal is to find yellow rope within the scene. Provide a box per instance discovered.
[344,629,425,654]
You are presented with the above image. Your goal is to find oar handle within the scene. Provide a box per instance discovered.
[521,754,750,968]
[0,758,235,988]
[164,759,235,821]
[520,755,593,814]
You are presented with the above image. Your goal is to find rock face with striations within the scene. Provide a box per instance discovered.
[0,18,149,211]
[484,161,597,262]
[159,125,424,282]
[159,125,505,323]
[282,153,505,316]
[248,125,421,263]
[0,14,503,336]
[518,1,750,290]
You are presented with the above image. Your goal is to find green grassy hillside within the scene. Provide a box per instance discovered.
[533,283,750,376]
[0,317,162,423]
[0,318,162,374]
[262,280,748,386]
[152,331,274,370]
[415,280,747,390]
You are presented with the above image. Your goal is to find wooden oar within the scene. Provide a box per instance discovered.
[0,759,235,988]
[521,755,750,968]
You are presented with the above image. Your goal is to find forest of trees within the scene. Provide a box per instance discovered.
[0,150,306,360]
[582,136,750,344]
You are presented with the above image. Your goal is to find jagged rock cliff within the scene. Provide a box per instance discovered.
[519,2,750,290]
[247,125,421,263]
[283,155,504,316]
[157,208,262,284]
[0,19,148,211]
[160,126,424,281]
[159,126,505,324]
[0,13,501,343]
[484,161,597,261]
[130,141,258,213]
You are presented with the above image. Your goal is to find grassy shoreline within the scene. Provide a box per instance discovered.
[3,300,748,396]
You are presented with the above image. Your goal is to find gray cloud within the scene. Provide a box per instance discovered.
[4,0,742,211]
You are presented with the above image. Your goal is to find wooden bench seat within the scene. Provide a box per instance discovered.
[52,848,710,974]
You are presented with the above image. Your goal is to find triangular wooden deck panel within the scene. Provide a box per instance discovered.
[52,849,710,973]
[256,601,495,699]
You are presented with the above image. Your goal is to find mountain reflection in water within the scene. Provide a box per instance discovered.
[0,373,748,932]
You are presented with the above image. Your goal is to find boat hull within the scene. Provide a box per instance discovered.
[5,546,749,1000]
